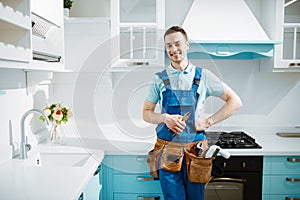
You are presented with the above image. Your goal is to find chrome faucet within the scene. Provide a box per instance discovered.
[19,109,49,159]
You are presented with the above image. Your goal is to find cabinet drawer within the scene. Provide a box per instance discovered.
[269,195,300,200]
[262,194,269,200]
[114,193,164,200]
[113,174,162,193]
[268,175,300,194]
[112,155,149,174]
[262,175,271,194]
[264,156,300,174]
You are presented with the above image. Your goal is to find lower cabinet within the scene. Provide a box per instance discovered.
[80,165,102,200]
[100,155,164,200]
[263,156,300,200]
[114,193,163,199]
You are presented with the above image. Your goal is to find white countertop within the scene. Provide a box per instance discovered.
[92,124,300,156]
[0,142,104,200]
[0,124,299,200]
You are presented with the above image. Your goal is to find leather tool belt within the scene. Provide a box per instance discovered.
[147,138,213,183]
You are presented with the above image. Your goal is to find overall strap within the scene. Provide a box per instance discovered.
[156,69,171,90]
[192,67,202,93]
[156,67,202,91]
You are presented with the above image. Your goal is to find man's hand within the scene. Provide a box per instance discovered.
[195,118,212,131]
[164,114,186,135]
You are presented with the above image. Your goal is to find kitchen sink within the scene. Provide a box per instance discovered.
[27,152,92,167]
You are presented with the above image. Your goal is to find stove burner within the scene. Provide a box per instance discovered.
[206,131,262,149]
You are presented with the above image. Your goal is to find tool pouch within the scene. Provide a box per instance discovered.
[185,142,213,183]
[147,139,165,179]
[160,143,184,172]
[147,149,161,179]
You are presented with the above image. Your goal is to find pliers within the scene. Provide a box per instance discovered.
[172,111,191,136]
[179,111,191,122]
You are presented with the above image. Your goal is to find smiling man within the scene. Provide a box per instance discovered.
[143,26,242,200]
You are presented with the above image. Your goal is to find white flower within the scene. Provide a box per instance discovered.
[43,108,52,117]
[52,109,63,121]
[40,103,72,124]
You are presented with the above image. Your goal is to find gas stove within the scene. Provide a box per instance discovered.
[206,131,262,149]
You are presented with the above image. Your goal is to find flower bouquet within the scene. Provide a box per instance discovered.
[40,103,73,143]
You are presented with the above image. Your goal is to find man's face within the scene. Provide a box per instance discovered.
[164,32,189,64]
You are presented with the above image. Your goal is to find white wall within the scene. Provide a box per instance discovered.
[0,69,51,163]
[191,59,300,126]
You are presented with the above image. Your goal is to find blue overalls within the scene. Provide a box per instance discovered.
[155,67,206,200]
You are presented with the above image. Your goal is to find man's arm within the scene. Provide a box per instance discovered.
[196,86,243,131]
[143,100,186,135]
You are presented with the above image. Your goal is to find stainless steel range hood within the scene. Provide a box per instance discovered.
[182,0,277,59]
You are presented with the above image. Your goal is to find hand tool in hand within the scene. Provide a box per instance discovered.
[172,111,191,136]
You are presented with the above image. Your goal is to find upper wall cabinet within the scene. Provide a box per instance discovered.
[64,0,110,72]
[110,0,165,71]
[64,17,110,72]
[0,0,65,71]
[274,0,300,71]
[31,0,63,26]
[0,0,31,63]
[30,0,64,71]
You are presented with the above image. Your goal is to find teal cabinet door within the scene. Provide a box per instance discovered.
[84,165,102,200]
[114,193,164,200]
[263,156,300,199]
[101,155,163,200]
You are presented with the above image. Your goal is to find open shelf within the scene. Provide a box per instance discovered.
[0,41,30,62]
[0,0,31,63]
[0,1,30,30]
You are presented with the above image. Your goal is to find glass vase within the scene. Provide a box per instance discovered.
[50,122,65,144]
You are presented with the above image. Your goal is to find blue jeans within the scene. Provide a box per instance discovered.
[159,154,205,200]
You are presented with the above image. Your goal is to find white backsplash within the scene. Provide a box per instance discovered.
[51,59,300,135]
[0,69,52,163]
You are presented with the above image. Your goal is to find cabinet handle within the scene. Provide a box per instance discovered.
[287,157,300,162]
[128,62,149,66]
[241,161,247,168]
[136,176,157,181]
[93,165,101,176]
[286,198,300,200]
[137,196,160,200]
[286,177,300,182]
[136,157,148,162]
[289,63,300,67]
[210,177,246,183]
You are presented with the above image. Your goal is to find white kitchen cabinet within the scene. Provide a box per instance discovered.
[110,0,165,71]
[273,0,300,70]
[0,0,65,71]
[69,0,109,18]
[0,0,31,64]
[64,17,110,72]
[30,0,64,71]
[31,0,63,27]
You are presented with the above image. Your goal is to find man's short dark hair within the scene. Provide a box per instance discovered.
[164,26,188,41]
